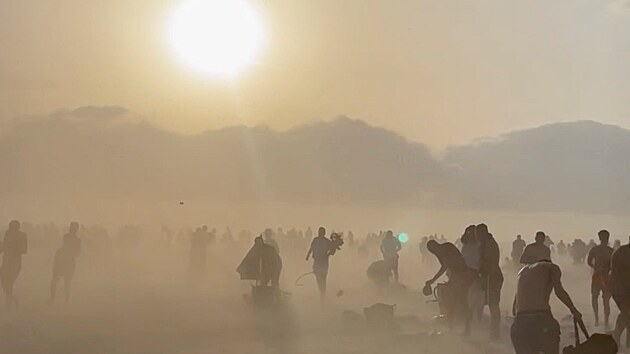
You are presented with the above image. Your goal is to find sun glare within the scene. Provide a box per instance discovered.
[168,0,265,78]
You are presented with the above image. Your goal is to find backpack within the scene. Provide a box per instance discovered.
[562,318,617,354]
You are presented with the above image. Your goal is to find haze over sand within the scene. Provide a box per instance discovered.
[2,106,630,239]
[1,0,629,352]
[0,222,611,354]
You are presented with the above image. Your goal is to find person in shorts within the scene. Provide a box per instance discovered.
[511,260,581,354]
[587,230,614,328]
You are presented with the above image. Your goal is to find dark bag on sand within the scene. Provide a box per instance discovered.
[364,303,395,327]
[366,260,390,287]
[562,318,617,354]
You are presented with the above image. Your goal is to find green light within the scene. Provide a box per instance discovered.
[398,233,409,244]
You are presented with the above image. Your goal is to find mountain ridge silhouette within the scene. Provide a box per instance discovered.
[1,107,628,213]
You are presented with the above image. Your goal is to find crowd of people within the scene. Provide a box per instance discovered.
[0,219,629,354]
[423,226,628,354]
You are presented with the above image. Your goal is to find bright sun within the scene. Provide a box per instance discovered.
[168,0,265,78]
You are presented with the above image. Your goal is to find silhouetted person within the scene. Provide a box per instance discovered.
[511,260,581,354]
[51,222,81,303]
[237,236,282,292]
[380,230,401,283]
[460,226,480,270]
[425,240,474,335]
[306,227,334,298]
[263,228,279,254]
[556,240,566,257]
[572,239,588,264]
[477,223,503,339]
[512,235,526,263]
[347,230,355,247]
[189,226,211,274]
[460,225,483,321]
[611,240,630,347]
[0,220,27,306]
[221,226,235,246]
[520,231,551,264]
[587,230,613,328]
[613,239,621,250]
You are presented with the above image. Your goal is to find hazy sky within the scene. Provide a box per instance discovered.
[1,0,629,147]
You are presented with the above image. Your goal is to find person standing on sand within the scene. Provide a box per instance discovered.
[380,230,401,283]
[611,239,630,347]
[306,227,334,298]
[460,225,484,322]
[586,230,614,328]
[237,234,283,306]
[0,220,27,307]
[477,223,503,340]
[511,260,582,354]
[511,235,526,264]
[520,231,551,264]
[51,221,82,303]
[556,240,567,257]
[263,228,280,255]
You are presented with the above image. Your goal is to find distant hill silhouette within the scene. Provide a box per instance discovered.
[0,108,443,206]
[1,107,628,214]
[445,120,630,213]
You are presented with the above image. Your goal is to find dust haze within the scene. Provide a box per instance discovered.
[0,107,629,353]
[1,220,622,354]
[2,0,630,352]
